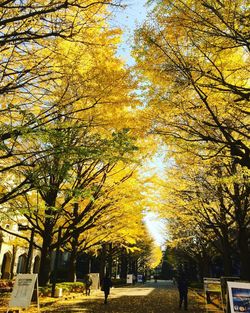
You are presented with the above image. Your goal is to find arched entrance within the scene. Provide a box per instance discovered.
[33,255,40,273]
[1,252,12,279]
[17,253,27,273]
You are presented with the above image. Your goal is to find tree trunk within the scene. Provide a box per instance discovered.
[231,162,250,279]
[67,232,79,282]
[221,241,233,276]
[107,243,113,277]
[238,227,250,280]
[197,254,211,279]
[99,244,106,283]
[10,245,17,279]
[39,224,53,286]
[217,180,233,277]
[131,258,138,276]
[120,252,128,279]
[220,226,233,276]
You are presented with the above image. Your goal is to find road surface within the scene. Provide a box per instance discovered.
[38,279,205,313]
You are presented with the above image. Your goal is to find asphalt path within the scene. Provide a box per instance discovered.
[38,279,206,313]
[1,280,206,313]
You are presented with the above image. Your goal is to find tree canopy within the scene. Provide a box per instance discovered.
[2,0,249,283]
[133,0,250,279]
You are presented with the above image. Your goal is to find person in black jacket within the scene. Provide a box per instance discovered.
[101,274,113,304]
[84,274,92,296]
[177,271,188,310]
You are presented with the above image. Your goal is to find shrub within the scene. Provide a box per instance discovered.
[39,282,85,297]
[57,282,84,293]
[111,278,126,286]
[189,281,203,289]
[0,280,14,293]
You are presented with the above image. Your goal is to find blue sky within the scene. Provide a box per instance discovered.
[142,152,168,248]
[144,212,166,247]
[111,2,167,248]
[111,1,151,65]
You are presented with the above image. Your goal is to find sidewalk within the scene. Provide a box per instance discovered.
[1,280,206,313]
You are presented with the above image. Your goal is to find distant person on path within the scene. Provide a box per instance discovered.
[142,274,146,284]
[101,274,113,304]
[84,274,92,296]
[133,274,136,285]
[154,274,157,283]
[177,271,188,310]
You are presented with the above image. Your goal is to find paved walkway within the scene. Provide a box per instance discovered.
[2,280,206,313]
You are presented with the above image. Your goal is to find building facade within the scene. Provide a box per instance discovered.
[0,223,40,279]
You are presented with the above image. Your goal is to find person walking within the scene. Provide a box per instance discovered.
[84,274,92,296]
[154,274,157,283]
[101,274,113,304]
[142,274,146,284]
[177,271,188,310]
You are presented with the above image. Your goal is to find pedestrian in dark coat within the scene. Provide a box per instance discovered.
[177,272,188,310]
[101,274,113,304]
[84,274,92,296]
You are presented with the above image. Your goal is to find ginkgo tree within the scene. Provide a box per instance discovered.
[130,231,162,273]
[58,161,144,282]
[0,0,125,205]
[133,0,249,168]
[133,0,250,279]
[0,1,170,288]
[20,126,139,285]
[6,131,158,284]
[160,148,250,278]
[0,0,144,285]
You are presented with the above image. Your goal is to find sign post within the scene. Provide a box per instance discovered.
[227,281,250,313]
[220,277,240,312]
[127,274,133,284]
[137,274,143,283]
[7,273,40,312]
[204,277,223,313]
[89,273,100,290]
